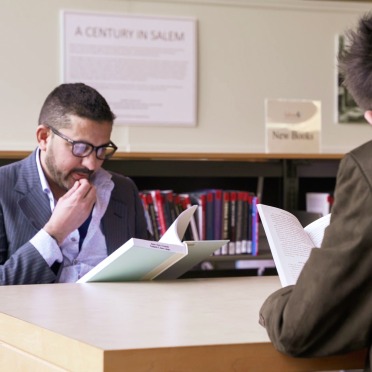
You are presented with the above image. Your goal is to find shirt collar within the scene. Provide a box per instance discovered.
[35,147,51,194]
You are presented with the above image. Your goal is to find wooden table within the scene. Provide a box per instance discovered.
[0,276,366,371]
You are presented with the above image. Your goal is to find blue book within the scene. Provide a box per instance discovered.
[251,196,259,256]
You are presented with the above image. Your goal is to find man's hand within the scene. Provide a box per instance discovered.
[44,179,96,245]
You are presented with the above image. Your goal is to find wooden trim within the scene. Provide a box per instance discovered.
[103,344,367,372]
[0,151,31,159]
[0,151,343,161]
[111,152,344,161]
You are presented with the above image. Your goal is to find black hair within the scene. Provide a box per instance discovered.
[38,83,116,128]
[339,13,372,110]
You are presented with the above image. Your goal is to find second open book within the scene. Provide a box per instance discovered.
[257,204,331,287]
[77,205,228,283]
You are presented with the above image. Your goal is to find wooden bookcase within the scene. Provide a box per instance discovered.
[0,151,343,277]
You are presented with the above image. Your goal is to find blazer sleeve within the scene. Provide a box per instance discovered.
[259,153,372,357]
[0,241,57,285]
[0,153,59,285]
[0,204,57,284]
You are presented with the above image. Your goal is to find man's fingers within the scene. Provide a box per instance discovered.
[58,179,96,204]
[60,180,80,199]
[76,179,96,200]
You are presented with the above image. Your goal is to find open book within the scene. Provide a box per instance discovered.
[257,204,331,287]
[77,205,228,283]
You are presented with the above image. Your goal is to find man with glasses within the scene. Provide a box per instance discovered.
[0,83,148,284]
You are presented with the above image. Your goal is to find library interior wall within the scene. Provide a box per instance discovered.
[1,0,372,154]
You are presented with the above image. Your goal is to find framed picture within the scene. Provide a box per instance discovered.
[336,34,366,124]
[61,10,197,127]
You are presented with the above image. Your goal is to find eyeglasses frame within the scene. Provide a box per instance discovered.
[44,124,118,160]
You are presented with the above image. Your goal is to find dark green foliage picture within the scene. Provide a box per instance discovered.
[337,35,366,124]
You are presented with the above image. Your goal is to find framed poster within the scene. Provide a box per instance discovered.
[61,11,197,126]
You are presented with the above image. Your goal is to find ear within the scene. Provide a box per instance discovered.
[364,110,372,125]
[36,125,51,151]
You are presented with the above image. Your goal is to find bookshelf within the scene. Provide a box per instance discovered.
[0,151,343,277]
[104,152,342,213]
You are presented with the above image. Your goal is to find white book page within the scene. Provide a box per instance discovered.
[257,204,315,287]
[155,239,229,280]
[159,205,197,244]
[304,213,331,248]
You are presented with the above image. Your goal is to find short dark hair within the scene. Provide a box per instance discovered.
[338,13,372,110]
[38,83,116,129]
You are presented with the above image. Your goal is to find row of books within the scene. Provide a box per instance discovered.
[139,189,259,256]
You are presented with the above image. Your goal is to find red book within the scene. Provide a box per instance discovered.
[150,190,167,237]
[140,192,160,241]
[179,194,200,241]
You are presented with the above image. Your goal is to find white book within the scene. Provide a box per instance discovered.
[257,204,331,287]
[77,205,228,283]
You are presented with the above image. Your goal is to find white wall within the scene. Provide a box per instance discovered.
[1,0,371,154]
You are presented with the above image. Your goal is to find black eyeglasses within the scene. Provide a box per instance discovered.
[45,125,118,160]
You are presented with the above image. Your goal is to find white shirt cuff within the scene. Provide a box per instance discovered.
[30,229,63,266]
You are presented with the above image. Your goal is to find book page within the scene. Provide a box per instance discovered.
[155,239,229,280]
[257,204,315,287]
[159,205,198,244]
[304,213,331,247]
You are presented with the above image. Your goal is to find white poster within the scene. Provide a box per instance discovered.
[61,11,197,126]
[265,99,321,153]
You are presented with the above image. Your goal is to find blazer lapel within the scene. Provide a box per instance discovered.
[102,193,129,255]
[15,150,51,230]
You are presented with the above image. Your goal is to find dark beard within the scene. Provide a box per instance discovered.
[44,151,70,192]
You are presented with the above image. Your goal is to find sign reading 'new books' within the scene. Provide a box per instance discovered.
[265,99,321,153]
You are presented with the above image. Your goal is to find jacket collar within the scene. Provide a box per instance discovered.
[15,149,52,230]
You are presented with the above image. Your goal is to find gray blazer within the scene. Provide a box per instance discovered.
[0,150,148,285]
[259,141,372,371]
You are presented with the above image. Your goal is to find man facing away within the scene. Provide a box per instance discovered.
[259,13,372,372]
[0,83,148,284]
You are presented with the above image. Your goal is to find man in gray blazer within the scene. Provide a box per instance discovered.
[259,14,372,371]
[0,83,148,284]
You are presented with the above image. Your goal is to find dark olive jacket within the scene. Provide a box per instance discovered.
[260,141,372,371]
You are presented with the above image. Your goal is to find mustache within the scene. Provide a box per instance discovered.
[71,168,94,179]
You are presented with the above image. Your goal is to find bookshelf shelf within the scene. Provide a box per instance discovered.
[0,151,342,278]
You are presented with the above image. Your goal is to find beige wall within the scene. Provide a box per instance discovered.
[1,0,371,154]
